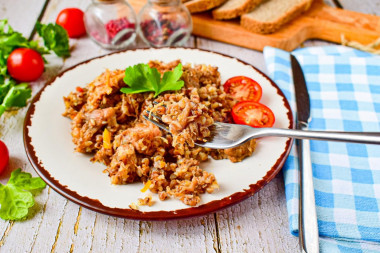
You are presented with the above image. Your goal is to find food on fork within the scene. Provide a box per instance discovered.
[62,60,262,206]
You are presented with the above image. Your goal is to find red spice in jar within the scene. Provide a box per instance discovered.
[91,17,135,45]
[106,17,135,39]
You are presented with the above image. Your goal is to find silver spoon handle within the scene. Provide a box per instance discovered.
[257,128,380,144]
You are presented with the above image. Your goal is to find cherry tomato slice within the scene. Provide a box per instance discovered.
[56,8,86,38]
[224,76,262,102]
[0,140,9,175]
[7,48,45,82]
[232,101,275,128]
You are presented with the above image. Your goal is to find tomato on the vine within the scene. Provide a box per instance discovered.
[232,101,275,128]
[0,140,9,175]
[7,48,44,82]
[56,8,86,38]
[224,76,262,102]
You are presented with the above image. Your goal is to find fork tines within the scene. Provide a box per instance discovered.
[153,100,167,107]
[144,110,170,132]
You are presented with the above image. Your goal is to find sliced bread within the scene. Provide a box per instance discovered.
[185,0,228,13]
[241,0,313,34]
[212,0,264,20]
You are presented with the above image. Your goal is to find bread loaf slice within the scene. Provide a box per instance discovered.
[212,0,264,20]
[241,0,313,34]
[185,0,228,13]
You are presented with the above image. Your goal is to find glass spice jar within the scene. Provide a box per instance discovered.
[137,0,192,47]
[84,0,137,50]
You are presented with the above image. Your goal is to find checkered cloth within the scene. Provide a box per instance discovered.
[263,46,380,252]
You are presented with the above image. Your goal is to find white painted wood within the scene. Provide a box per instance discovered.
[1,0,377,252]
[216,177,300,253]
[0,0,46,38]
[197,38,266,72]
[324,0,338,7]
[29,192,68,253]
[338,0,380,15]
[138,215,218,253]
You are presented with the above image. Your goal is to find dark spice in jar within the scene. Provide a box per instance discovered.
[140,14,187,47]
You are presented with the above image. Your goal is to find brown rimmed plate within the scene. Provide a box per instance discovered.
[24,47,293,220]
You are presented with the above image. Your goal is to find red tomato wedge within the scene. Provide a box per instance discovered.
[232,101,275,128]
[224,76,262,102]
[0,140,9,175]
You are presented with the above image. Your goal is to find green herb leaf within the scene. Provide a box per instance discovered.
[1,82,32,107]
[36,22,70,58]
[0,19,70,117]
[0,80,12,102]
[0,20,48,62]
[158,63,184,95]
[0,169,46,220]
[0,82,32,116]
[121,64,160,94]
[121,63,184,97]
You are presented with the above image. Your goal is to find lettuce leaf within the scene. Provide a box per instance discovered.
[0,19,70,117]
[0,81,31,116]
[0,169,46,220]
[36,22,70,58]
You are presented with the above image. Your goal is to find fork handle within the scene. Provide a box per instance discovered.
[298,124,319,253]
[258,128,380,144]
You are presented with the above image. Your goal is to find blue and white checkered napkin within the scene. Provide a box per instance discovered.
[264,46,380,252]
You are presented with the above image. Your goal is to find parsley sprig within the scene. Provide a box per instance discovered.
[121,63,184,97]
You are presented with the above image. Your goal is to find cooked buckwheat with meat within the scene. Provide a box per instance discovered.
[63,60,257,206]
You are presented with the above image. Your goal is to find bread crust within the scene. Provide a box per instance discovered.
[185,0,228,13]
[241,0,313,34]
[212,0,264,20]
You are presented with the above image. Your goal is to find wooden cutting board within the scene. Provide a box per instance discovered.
[129,0,380,51]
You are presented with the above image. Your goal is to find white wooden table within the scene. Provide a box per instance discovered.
[0,0,378,252]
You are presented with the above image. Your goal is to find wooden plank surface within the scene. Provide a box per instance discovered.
[0,0,379,252]
[0,0,46,38]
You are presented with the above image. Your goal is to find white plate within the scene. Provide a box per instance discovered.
[24,48,293,220]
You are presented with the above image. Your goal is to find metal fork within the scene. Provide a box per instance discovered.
[143,112,380,149]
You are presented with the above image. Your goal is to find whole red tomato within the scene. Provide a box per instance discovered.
[56,8,86,38]
[0,140,9,175]
[7,48,44,82]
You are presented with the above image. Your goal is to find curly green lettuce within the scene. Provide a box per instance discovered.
[0,169,46,220]
[36,22,70,58]
[0,81,32,116]
[0,19,70,117]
